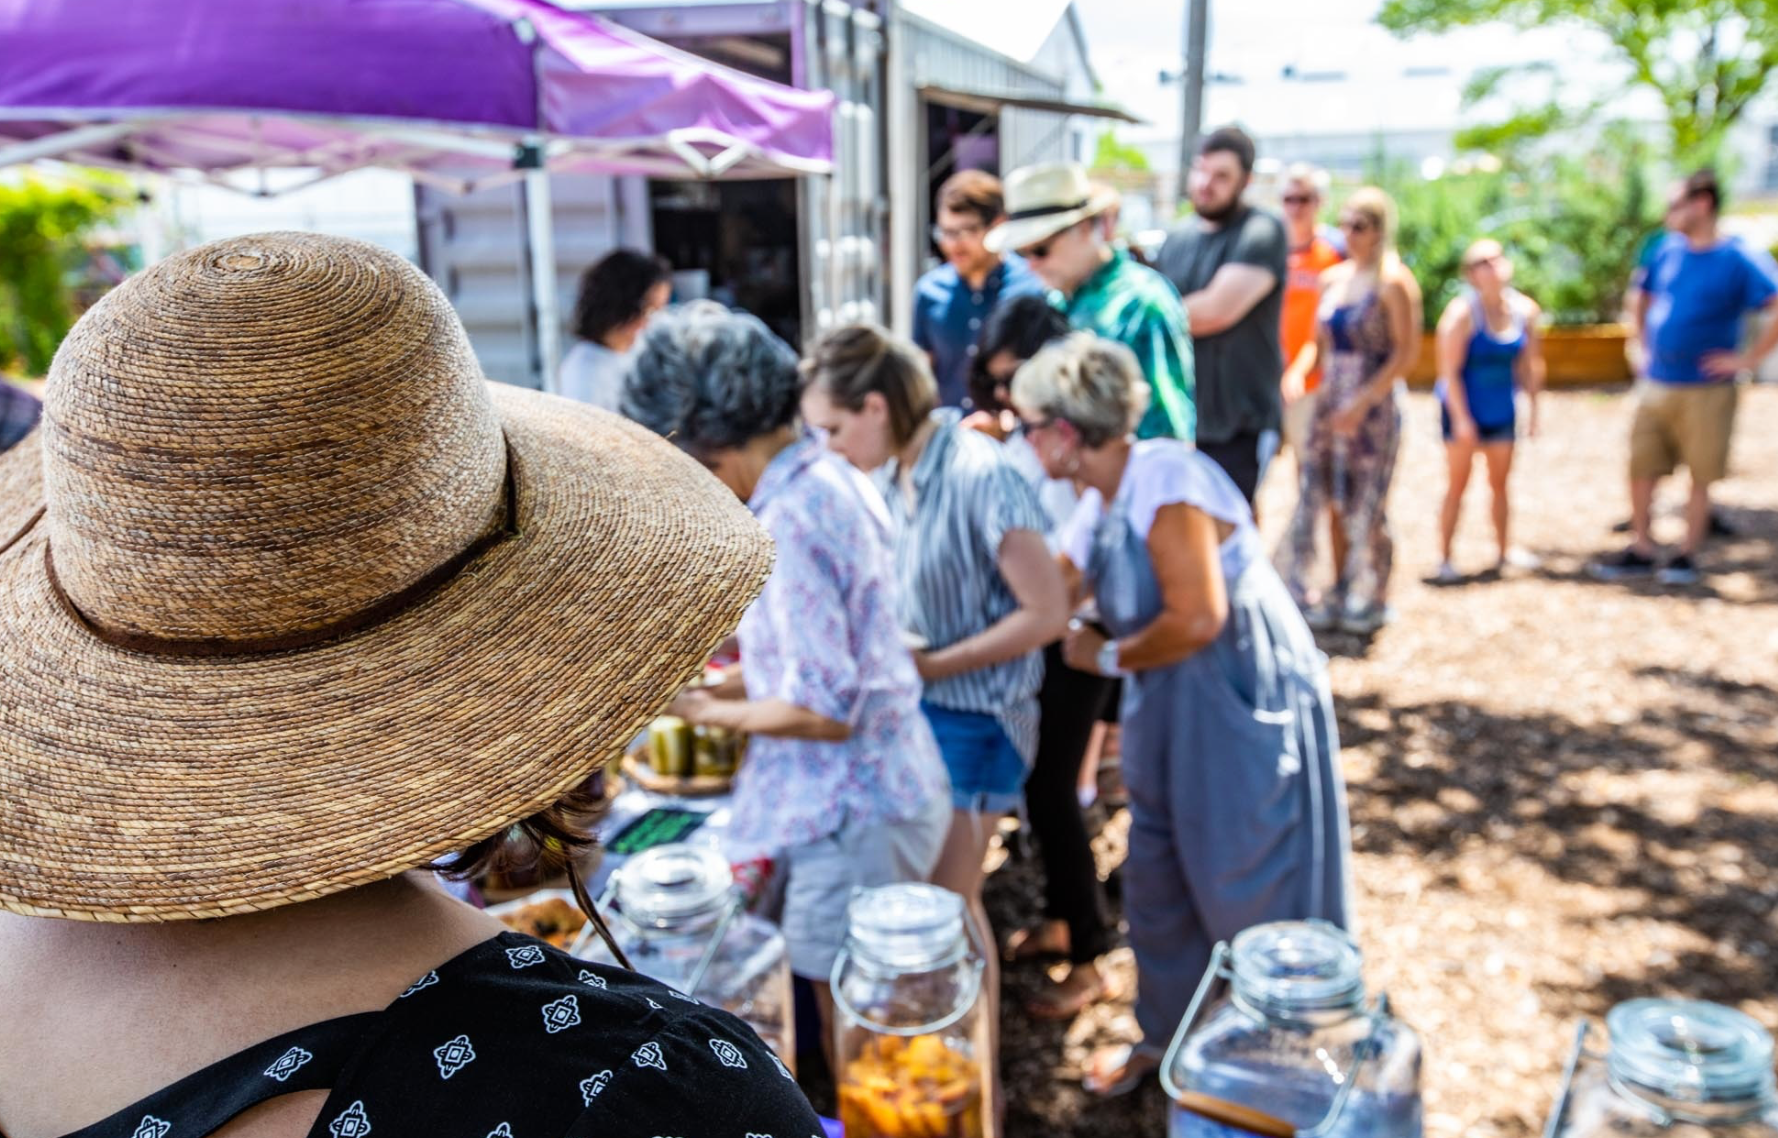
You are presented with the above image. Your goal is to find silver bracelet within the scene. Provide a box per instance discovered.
[1096,638,1129,678]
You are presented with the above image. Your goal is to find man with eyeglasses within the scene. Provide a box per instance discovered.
[1154,126,1289,505]
[911,169,1047,408]
[985,163,1196,441]
[1278,163,1345,464]
[1591,168,1778,585]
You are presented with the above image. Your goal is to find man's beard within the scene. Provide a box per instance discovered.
[1194,193,1243,224]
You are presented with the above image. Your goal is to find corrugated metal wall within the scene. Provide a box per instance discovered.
[897,16,1073,171]
[414,175,649,388]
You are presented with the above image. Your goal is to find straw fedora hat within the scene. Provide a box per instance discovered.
[983,163,1120,256]
[0,232,773,923]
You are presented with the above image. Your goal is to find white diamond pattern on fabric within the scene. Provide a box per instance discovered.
[487,1125,514,1138]
[399,970,438,997]
[264,1045,313,1082]
[769,1052,795,1080]
[433,1034,477,1079]
[579,1069,613,1104]
[631,1041,668,1072]
[666,988,698,1004]
[132,1118,171,1138]
[541,994,582,1034]
[709,1038,748,1069]
[577,969,607,990]
[328,1101,372,1138]
[645,997,663,1011]
[506,945,546,969]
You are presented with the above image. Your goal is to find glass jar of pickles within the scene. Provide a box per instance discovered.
[582,844,794,1069]
[832,884,990,1138]
[1162,920,1422,1138]
[1546,999,1778,1137]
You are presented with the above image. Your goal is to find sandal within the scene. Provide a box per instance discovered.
[1027,967,1114,1020]
[1082,1042,1164,1097]
[1000,922,1069,964]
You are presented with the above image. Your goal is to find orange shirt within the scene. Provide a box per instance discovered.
[1281,236,1343,392]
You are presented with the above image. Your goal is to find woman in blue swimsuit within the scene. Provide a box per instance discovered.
[1433,239,1546,582]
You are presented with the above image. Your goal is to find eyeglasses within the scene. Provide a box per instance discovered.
[1281,194,1316,206]
[1464,254,1502,271]
[1019,240,1055,261]
[1017,415,1058,435]
[1338,217,1375,234]
[931,223,985,244]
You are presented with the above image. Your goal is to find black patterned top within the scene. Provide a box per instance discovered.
[56,932,824,1138]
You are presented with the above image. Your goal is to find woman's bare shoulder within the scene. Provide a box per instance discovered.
[0,876,503,1138]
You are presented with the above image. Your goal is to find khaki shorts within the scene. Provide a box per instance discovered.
[1629,380,1738,484]
[1282,389,1318,456]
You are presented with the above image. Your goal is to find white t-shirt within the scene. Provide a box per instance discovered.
[1058,439,1255,580]
[556,340,633,411]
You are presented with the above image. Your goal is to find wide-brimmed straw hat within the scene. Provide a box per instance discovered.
[0,232,773,922]
[983,163,1120,256]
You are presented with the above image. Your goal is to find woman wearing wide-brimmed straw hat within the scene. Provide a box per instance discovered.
[0,234,823,1137]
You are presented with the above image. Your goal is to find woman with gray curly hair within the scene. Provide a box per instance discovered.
[621,304,951,1043]
[1010,332,1352,1098]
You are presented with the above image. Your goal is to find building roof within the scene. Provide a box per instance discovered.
[898,0,1077,68]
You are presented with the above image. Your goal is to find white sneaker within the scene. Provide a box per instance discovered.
[1430,561,1461,585]
[1339,603,1395,635]
[1500,547,1542,571]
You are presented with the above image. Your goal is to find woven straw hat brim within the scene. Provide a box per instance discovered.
[982,186,1121,256]
[0,385,773,922]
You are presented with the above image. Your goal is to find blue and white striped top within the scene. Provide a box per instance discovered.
[882,408,1049,763]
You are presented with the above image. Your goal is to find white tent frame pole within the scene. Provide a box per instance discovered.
[0,121,135,166]
[514,17,561,395]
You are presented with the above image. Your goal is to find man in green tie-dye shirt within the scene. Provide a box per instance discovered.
[986,163,1196,439]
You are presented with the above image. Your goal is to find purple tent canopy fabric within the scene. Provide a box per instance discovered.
[0,0,834,183]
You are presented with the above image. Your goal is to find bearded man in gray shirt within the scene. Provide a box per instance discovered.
[1155,125,1288,507]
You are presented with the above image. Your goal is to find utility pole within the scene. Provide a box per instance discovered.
[1178,0,1207,212]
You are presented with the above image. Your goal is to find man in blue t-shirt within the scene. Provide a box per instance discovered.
[1592,169,1778,585]
[911,169,1048,408]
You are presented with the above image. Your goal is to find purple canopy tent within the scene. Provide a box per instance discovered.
[0,0,836,387]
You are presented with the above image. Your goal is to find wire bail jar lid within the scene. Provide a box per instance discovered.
[1230,919,1366,1020]
[845,883,968,972]
[1606,999,1776,1106]
[613,844,733,930]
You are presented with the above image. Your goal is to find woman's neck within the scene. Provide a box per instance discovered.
[1077,437,1133,502]
[897,415,940,475]
[734,425,800,500]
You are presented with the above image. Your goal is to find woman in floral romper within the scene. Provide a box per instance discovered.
[1284,187,1423,633]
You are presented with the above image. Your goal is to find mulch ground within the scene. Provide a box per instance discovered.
[982,385,1778,1137]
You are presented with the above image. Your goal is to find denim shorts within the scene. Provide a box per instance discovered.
[920,701,1030,814]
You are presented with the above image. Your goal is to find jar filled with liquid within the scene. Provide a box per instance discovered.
[1162,920,1422,1137]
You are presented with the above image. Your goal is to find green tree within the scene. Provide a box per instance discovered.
[1092,130,1151,173]
[0,174,130,376]
[1377,0,1778,164]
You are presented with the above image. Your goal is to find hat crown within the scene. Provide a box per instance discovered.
[1002,163,1093,215]
[43,232,505,645]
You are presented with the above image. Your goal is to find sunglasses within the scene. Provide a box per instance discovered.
[1338,217,1375,233]
[932,223,984,244]
[1282,194,1316,206]
[1020,239,1057,261]
[1464,253,1502,271]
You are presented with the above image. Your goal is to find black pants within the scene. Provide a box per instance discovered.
[1025,641,1118,964]
[1199,428,1268,505]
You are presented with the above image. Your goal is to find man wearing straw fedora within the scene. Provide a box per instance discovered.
[985,162,1196,442]
[0,233,824,1137]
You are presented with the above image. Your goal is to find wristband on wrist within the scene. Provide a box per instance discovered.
[1096,638,1129,678]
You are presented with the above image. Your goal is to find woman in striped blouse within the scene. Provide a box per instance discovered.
[801,324,1070,1106]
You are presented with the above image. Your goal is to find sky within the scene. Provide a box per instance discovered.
[1069,0,1631,159]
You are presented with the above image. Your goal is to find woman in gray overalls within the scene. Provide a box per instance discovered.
[1009,332,1353,1095]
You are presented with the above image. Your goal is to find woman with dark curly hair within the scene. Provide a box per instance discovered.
[622,303,951,1046]
[558,249,672,409]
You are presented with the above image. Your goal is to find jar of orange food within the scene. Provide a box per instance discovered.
[831,884,989,1138]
